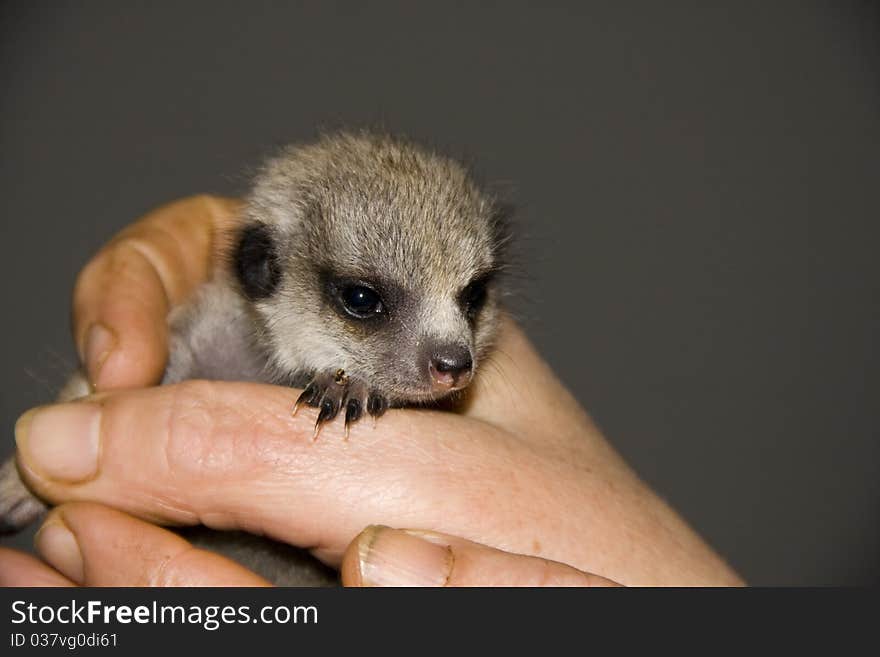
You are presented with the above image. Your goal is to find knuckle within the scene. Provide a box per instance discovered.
[158,381,294,482]
[113,240,169,290]
[161,381,226,478]
[77,241,161,309]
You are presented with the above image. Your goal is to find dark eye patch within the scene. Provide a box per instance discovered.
[233,223,281,299]
[459,272,494,320]
[321,270,395,323]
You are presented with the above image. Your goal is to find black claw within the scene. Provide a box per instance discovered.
[366,394,388,418]
[295,383,320,409]
[345,398,362,426]
[294,388,310,411]
[317,397,340,424]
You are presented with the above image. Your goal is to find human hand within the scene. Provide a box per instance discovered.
[72,195,240,391]
[4,195,743,586]
[0,506,619,586]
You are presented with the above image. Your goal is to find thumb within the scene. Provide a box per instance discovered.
[341,526,622,587]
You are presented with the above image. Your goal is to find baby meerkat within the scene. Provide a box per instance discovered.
[0,131,511,585]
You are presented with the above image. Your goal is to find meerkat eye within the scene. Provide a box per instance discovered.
[340,284,385,319]
[459,274,492,319]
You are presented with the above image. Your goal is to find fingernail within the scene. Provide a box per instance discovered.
[15,403,101,483]
[83,323,116,389]
[35,517,84,583]
[358,525,453,587]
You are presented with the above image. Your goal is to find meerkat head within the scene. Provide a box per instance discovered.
[231,131,509,405]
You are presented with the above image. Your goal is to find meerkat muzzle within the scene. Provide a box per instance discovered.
[428,346,474,391]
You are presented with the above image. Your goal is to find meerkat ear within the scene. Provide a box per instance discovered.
[489,199,515,263]
[233,223,281,299]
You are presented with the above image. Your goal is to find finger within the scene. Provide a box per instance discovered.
[34,503,270,586]
[0,547,75,587]
[13,380,519,564]
[11,382,739,585]
[341,526,621,587]
[72,195,241,391]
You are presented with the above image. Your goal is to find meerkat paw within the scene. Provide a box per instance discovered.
[0,457,47,533]
[293,369,388,439]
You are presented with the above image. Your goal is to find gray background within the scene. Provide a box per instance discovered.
[1,1,878,585]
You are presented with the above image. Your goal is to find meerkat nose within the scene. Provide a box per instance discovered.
[428,345,474,390]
